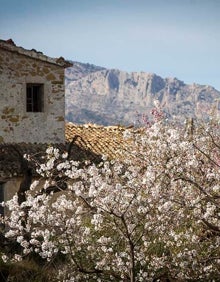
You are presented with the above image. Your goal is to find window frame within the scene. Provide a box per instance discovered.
[26,83,44,112]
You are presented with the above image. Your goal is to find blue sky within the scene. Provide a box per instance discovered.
[0,0,220,90]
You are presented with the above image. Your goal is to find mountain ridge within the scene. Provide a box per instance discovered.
[65,62,220,126]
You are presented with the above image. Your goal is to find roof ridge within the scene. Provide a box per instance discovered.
[0,39,72,68]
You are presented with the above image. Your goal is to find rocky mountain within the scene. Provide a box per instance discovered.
[65,62,220,126]
[65,61,106,83]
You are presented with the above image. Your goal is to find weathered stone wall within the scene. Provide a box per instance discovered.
[0,48,65,143]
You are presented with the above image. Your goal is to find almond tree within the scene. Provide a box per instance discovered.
[1,118,220,281]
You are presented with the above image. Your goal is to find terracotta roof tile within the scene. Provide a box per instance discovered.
[65,123,132,160]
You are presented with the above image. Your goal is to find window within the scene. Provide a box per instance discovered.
[0,183,4,216]
[26,84,44,112]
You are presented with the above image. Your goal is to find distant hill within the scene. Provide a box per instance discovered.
[65,62,220,126]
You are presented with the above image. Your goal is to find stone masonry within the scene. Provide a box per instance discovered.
[0,39,71,143]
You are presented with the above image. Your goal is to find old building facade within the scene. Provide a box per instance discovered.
[0,39,72,213]
[0,39,71,143]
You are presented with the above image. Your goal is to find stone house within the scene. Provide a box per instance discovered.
[0,39,71,144]
[0,39,71,214]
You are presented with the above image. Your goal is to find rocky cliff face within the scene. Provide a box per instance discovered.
[65,62,220,126]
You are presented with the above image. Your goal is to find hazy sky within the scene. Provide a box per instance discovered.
[0,0,219,90]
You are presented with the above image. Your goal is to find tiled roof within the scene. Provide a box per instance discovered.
[65,123,132,160]
[0,123,134,180]
[0,39,72,68]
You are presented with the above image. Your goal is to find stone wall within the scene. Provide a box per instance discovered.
[0,47,65,143]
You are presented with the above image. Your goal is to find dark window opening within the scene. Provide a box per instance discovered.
[0,183,4,217]
[26,84,44,112]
